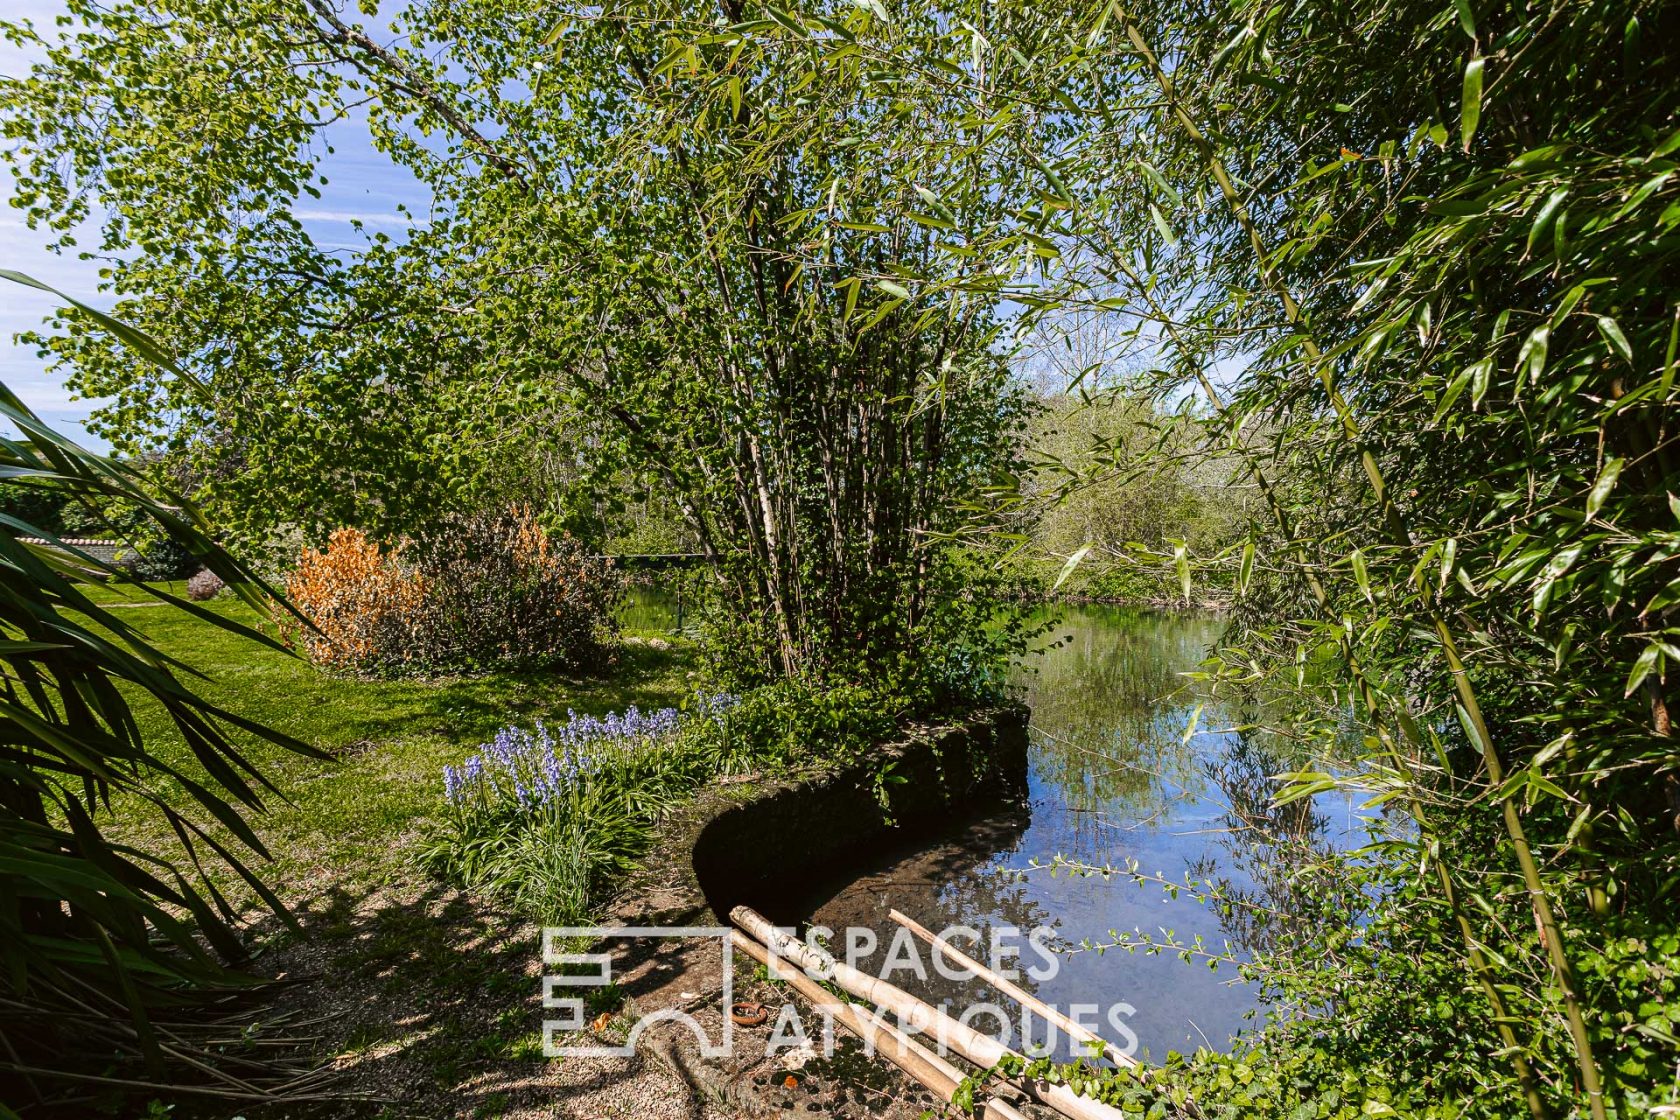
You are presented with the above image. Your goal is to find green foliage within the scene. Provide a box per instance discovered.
[423,698,738,922]
[1016,316,1251,602]
[642,0,1680,1113]
[1105,2,1678,1112]
[1,0,516,544]
[0,278,323,1100]
[696,549,1036,715]
[8,0,1675,1112]
[0,470,203,580]
[1,0,1037,693]
[1014,0,1677,1112]
[682,679,903,773]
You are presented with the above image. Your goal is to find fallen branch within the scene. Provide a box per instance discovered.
[887,908,1138,1070]
[729,931,1031,1120]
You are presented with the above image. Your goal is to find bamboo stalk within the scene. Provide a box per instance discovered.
[1112,10,1605,1116]
[1072,189,1550,1120]
[732,906,1134,1120]
[887,908,1137,1070]
[730,931,1031,1120]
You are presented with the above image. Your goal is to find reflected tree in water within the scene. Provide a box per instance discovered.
[1191,724,1375,1018]
[1020,607,1226,848]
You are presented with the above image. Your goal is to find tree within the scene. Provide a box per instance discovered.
[2,0,1041,685]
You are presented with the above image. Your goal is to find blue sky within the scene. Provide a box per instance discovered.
[1,0,427,451]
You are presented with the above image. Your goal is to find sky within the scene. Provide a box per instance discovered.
[0,0,428,451]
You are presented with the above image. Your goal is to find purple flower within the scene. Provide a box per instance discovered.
[441,693,739,815]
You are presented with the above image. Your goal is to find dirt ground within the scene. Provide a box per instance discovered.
[222,873,983,1120]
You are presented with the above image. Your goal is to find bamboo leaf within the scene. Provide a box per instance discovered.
[1149,204,1179,248]
[1180,703,1203,746]
[1597,316,1633,364]
[1626,642,1663,697]
[1460,57,1485,151]
[1527,189,1568,256]
[1351,548,1373,603]
[1516,325,1549,387]
[1586,458,1624,520]
[1468,356,1494,408]
[1453,0,1476,38]
[1052,545,1092,591]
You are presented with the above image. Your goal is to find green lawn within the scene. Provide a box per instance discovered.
[54,585,707,1115]
[86,582,698,905]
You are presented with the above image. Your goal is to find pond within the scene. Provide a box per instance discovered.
[765,604,1372,1064]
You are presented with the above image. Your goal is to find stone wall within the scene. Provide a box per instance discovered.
[605,705,1030,930]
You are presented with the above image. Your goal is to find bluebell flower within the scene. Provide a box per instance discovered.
[441,693,739,816]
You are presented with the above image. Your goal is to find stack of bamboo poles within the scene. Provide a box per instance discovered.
[729,905,1186,1120]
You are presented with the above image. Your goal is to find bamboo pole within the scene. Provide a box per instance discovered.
[732,906,1134,1120]
[887,908,1138,1071]
[1108,11,1601,1117]
[729,931,1032,1120]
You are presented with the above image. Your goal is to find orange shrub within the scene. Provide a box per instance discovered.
[282,528,428,673]
[282,512,620,675]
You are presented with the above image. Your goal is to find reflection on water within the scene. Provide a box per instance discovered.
[778,604,1371,1062]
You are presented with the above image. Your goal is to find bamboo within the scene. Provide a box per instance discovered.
[1072,188,1549,1120]
[1112,9,1602,1116]
[732,906,1133,1120]
[887,908,1138,1070]
[730,931,1032,1120]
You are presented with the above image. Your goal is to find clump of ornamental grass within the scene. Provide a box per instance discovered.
[424,694,738,922]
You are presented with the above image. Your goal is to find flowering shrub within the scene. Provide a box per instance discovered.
[427,695,738,921]
[185,567,225,601]
[443,704,688,811]
[282,528,427,673]
[409,506,622,673]
[282,508,621,675]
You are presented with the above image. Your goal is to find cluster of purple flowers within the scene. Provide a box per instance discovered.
[443,694,737,811]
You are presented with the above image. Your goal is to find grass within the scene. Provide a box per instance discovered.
[62,582,707,1116]
[84,579,698,911]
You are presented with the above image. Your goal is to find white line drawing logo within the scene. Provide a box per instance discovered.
[541,926,734,1058]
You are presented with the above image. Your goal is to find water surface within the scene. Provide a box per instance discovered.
[777,605,1369,1062]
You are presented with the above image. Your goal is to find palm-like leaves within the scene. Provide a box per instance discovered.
[0,274,326,1109]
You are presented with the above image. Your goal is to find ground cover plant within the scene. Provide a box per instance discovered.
[429,696,739,922]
